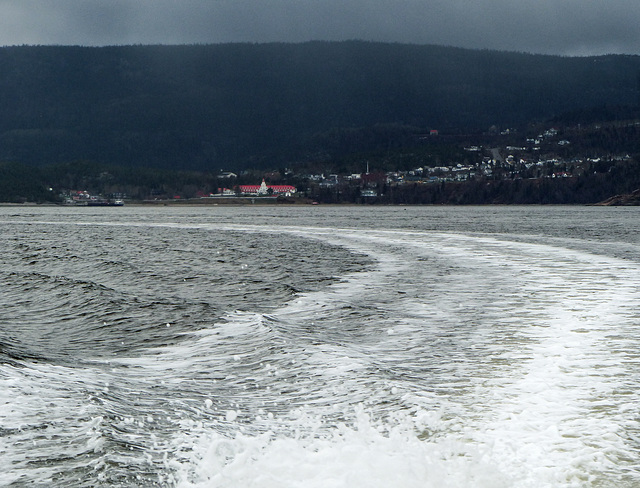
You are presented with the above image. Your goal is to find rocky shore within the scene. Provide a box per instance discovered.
[595,189,640,206]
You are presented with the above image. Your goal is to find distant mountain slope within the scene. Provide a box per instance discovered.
[0,42,638,170]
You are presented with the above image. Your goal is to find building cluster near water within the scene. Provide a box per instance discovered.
[61,190,126,205]
[55,121,636,203]
[215,179,297,197]
[291,124,634,198]
[295,156,628,199]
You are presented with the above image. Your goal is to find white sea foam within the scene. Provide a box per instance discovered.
[3,209,640,487]
[0,362,108,485]
[138,226,640,487]
[171,406,511,488]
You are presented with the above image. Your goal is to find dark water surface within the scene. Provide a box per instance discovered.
[1,205,640,487]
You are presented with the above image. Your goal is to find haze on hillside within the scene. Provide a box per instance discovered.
[1,0,639,56]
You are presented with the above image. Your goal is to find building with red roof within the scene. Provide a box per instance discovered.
[238,179,296,196]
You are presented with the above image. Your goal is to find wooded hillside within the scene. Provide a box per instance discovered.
[1,42,639,171]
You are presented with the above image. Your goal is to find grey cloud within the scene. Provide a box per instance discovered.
[0,0,639,55]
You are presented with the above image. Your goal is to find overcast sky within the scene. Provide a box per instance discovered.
[1,0,639,56]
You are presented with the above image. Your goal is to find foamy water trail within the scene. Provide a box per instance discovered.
[2,217,640,487]
[99,223,640,487]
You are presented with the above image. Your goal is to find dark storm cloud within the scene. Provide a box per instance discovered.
[1,0,639,55]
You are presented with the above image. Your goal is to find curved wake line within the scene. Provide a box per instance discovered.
[78,221,640,486]
[3,219,640,486]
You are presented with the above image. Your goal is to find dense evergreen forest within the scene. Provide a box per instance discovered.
[1,41,639,171]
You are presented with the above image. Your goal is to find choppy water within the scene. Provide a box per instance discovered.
[1,205,640,487]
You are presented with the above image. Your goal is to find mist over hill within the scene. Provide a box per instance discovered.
[1,41,639,171]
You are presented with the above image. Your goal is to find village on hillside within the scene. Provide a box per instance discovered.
[53,118,640,205]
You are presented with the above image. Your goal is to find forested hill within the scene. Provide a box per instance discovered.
[1,42,639,171]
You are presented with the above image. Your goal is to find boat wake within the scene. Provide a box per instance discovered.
[2,218,640,487]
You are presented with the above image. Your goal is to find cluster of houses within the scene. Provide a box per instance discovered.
[304,154,623,192]
[217,179,297,197]
[61,190,125,205]
[300,124,634,194]
[56,123,633,203]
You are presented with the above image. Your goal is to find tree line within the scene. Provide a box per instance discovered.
[2,151,640,205]
[0,42,639,172]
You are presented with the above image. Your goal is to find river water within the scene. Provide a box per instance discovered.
[1,205,639,487]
